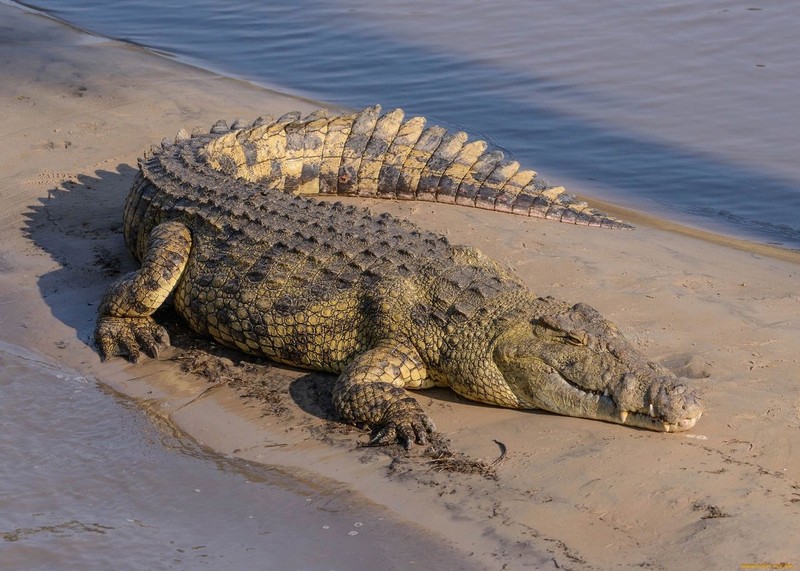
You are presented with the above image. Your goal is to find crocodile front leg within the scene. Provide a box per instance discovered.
[332,341,436,449]
[95,221,192,363]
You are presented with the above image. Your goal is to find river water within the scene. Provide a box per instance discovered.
[16,0,800,248]
[0,343,475,570]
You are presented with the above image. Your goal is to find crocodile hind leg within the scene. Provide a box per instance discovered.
[95,221,192,363]
[332,341,436,449]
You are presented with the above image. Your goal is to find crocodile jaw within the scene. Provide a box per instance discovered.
[576,388,703,432]
[510,364,704,432]
[612,405,702,433]
[491,300,705,432]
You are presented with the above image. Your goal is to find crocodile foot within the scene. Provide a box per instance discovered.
[95,316,170,363]
[368,397,436,449]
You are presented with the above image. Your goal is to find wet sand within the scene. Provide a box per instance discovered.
[2,4,799,569]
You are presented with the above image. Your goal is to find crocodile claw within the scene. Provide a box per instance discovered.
[369,397,436,449]
[95,316,170,363]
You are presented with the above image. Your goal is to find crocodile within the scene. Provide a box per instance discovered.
[95,105,703,448]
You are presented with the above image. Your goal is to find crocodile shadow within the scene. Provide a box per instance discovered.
[23,165,140,350]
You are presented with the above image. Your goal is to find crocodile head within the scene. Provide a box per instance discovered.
[493,297,704,432]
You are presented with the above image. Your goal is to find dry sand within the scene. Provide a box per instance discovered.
[1,5,799,569]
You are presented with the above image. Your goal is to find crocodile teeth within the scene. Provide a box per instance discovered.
[603,389,610,397]
[649,404,655,417]
[663,423,671,432]
[619,410,629,424]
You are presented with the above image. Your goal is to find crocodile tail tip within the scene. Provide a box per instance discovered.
[539,191,634,229]
[565,206,634,230]
[603,217,635,230]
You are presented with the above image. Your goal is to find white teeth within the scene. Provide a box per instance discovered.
[603,389,610,397]
[619,410,629,424]
[649,404,655,417]
[663,423,671,432]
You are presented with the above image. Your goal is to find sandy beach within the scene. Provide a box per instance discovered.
[2,4,799,569]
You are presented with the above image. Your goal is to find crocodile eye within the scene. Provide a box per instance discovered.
[565,332,587,346]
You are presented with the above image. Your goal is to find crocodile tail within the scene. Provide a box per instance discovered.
[201,106,632,229]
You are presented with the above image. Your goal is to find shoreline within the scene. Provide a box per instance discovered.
[2,3,798,569]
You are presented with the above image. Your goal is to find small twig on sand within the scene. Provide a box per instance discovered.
[173,380,226,411]
[491,439,508,467]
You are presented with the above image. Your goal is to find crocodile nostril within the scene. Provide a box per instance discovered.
[622,373,637,388]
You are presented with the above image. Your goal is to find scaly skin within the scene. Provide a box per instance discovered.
[95,106,703,448]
